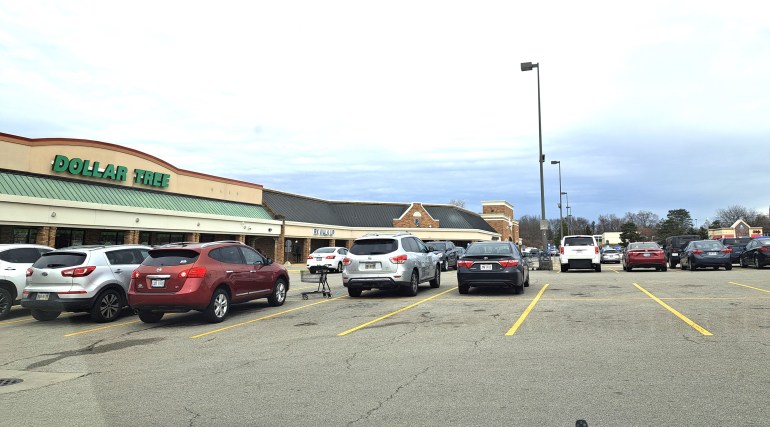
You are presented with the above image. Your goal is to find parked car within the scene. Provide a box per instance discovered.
[22,245,151,322]
[342,232,440,297]
[559,235,601,272]
[717,237,752,264]
[306,246,348,273]
[664,235,701,268]
[425,240,461,271]
[0,244,54,319]
[456,242,529,294]
[739,238,770,269]
[622,242,667,272]
[600,248,621,264]
[680,240,732,271]
[129,241,289,323]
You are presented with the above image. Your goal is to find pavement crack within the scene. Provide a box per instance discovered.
[25,338,162,370]
[185,406,201,427]
[682,334,701,345]
[348,366,430,425]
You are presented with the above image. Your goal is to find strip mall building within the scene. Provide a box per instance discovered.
[0,132,520,263]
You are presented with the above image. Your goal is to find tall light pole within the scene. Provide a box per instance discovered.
[551,160,563,243]
[521,61,550,269]
[564,192,571,235]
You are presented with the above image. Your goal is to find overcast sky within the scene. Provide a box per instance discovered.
[2,1,769,225]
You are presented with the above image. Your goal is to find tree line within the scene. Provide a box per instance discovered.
[517,205,770,249]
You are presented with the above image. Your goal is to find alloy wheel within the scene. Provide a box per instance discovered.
[214,293,228,318]
[99,293,121,320]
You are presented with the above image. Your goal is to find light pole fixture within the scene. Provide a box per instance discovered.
[551,160,564,243]
[521,61,550,269]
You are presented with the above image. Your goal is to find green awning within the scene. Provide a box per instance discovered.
[0,171,273,220]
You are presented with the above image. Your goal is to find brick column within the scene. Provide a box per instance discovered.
[302,238,311,262]
[237,234,246,243]
[184,233,200,243]
[276,219,286,264]
[125,230,140,244]
[36,226,57,247]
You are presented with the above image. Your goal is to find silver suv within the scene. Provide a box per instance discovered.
[22,245,151,322]
[342,232,441,297]
[0,244,54,319]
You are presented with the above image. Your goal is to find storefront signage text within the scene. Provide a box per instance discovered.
[51,155,170,188]
[313,228,335,236]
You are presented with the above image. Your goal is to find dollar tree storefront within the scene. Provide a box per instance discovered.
[0,132,512,264]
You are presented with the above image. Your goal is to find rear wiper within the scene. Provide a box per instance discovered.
[46,264,66,268]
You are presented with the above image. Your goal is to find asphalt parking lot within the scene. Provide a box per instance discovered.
[1,265,769,426]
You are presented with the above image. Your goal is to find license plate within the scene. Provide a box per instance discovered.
[363,263,376,270]
[643,253,651,257]
[36,292,50,301]
[707,252,718,256]
[672,252,679,256]
[315,257,322,261]
[151,279,166,288]
[480,264,493,271]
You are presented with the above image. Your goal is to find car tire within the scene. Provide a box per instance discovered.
[203,288,230,323]
[523,274,530,287]
[458,284,470,294]
[31,309,60,321]
[138,310,164,323]
[268,278,287,307]
[347,288,362,297]
[680,261,686,270]
[755,258,762,269]
[740,257,748,268]
[309,267,316,274]
[689,258,697,271]
[661,264,668,272]
[560,264,568,273]
[725,264,732,271]
[594,264,601,273]
[0,287,12,320]
[627,265,632,272]
[669,260,677,269]
[403,271,419,296]
[429,266,441,288]
[441,259,448,272]
[90,288,123,323]
[337,262,343,273]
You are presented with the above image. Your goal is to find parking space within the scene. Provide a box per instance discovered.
[1,268,769,425]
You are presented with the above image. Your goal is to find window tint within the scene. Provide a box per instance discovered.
[143,249,200,266]
[32,252,87,268]
[401,238,417,253]
[337,248,347,255]
[350,239,398,255]
[564,237,595,246]
[0,248,44,263]
[760,240,770,247]
[693,241,722,250]
[414,239,429,253]
[603,249,618,254]
[428,242,447,251]
[629,243,660,250]
[466,243,512,255]
[209,246,244,264]
[314,248,335,254]
[240,247,264,264]
[106,249,141,265]
[723,238,751,246]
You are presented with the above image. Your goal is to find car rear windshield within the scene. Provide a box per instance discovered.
[466,244,514,256]
[564,237,594,246]
[760,240,770,247]
[629,243,660,250]
[723,238,750,245]
[143,249,200,266]
[693,241,723,250]
[350,239,398,255]
[428,242,447,251]
[603,249,618,253]
[32,252,87,269]
[313,247,335,254]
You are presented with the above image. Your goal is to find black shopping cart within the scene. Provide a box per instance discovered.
[300,266,332,299]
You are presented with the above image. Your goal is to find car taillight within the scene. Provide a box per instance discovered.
[61,266,96,277]
[179,267,207,279]
[132,270,141,279]
[457,260,473,268]
[721,248,732,253]
[342,257,352,266]
[325,255,336,259]
[390,254,408,264]
[26,268,33,277]
[692,250,704,255]
[560,247,564,254]
[307,255,314,260]
[22,290,29,296]
[759,247,769,252]
[498,259,520,267]
[595,247,599,254]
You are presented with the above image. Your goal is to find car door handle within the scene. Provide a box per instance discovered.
[249,270,257,273]
[4,267,15,271]
[225,270,234,274]
[114,269,123,273]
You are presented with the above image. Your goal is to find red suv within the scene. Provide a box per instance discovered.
[128,241,289,323]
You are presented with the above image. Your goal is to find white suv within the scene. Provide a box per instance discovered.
[0,244,54,319]
[342,232,441,297]
[559,235,601,272]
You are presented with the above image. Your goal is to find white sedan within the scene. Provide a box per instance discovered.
[306,247,349,273]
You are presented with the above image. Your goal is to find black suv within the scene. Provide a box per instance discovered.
[717,237,752,264]
[664,235,700,268]
[425,241,461,271]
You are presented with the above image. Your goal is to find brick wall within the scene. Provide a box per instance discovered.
[482,203,514,218]
[252,237,276,260]
[392,203,440,228]
[36,226,56,247]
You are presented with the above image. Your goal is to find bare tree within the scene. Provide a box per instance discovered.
[596,214,623,233]
[448,199,466,208]
[715,205,758,226]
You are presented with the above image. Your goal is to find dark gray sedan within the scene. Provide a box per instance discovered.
[456,242,529,294]
[680,240,732,271]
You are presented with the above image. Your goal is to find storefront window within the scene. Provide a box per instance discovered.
[13,227,38,244]
[100,231,125,245]
[154,232,185,245]
[55,229,85,248]
[139,231,151,246]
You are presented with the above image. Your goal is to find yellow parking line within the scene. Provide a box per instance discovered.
[505,284,548,336]
[338,288,455,336]
[65,319,142,337]
[0,317,32,326]
[728,281,770,294]
[633,283,712,336]
[191,296,345,339]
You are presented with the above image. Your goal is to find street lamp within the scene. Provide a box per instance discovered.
[521,61,550,269]
[551,160,564,243]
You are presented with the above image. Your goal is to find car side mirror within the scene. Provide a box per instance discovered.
[265,258,273,265]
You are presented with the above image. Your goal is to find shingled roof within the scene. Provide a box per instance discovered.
[262,189,496,233]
